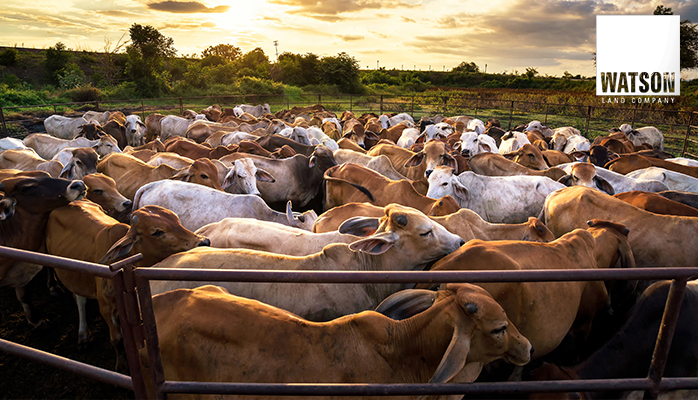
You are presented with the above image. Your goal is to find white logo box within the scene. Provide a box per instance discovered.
[596,15,680,96]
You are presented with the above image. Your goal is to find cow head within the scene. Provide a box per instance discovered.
[405,140,457,178]
[506,144,549,170]
[100,205,210,266]
[426,195,461,216]
[0,176,85,214]
[521,217,556,242]
[82,173,132,222]
[0,196,16,221]
[426,166,469,203]
[77,123,106,140]
[92,134,122,158]
[376,283,531,383]
[172,159,223,191]
[59,148,99,181]
[124,115,147,147]
[223,158,275,196]
[284,201,318,231]
[308,145,338,170]
[557,163,615,195]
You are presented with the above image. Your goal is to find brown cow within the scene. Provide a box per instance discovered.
[0,149,63,177]
[0,175,86,327]
[557,162,615,195]
[505,144,549,170]
[256,134,315,156]
[418,220,635,359]
[324,163,461,216]
[97,153,222,199]
[468,153,566,180]
[46,203,209,371]
[144,113,166,142]
[165,137,237,160]
[82,173,132,222]
[607,154,698,177]
[613,190,698,217]
[368,141,457,181]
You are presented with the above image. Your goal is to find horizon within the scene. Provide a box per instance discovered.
[2,0,698,79]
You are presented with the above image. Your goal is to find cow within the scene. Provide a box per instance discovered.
[418,219,635,359]
[542,186,698,268]
[541,150,575,166]
[626,167,698,193]
[223,158,275,196]
[148,204,465,321]
[234,103,271,117]
[426,166,565,223]
[332,149,407,181]
[101,119,128,150]
[505,144,549,170]
[324,163,461,216]
[607,155,698,178]
[46,203,209,371]
[468,153,566,181]
[160,114,206,142]
[145,283,531,398]
[613,191,698,217]
[218,146,337,208]
[82,111,111,125]
[76,122,107,140]
[0,137,29,152]
[306,126,339,151]
[81,173,132,222]
[133,180,316,232]
[256,134,315,156]
[531,280,698,400]
[200,104,222,122]
[617,124,664,150]
[367,141,456,181]
[23,133,120,160]
[556,162,669,194]
[124,115,146,147]
[196,218,360,255]
[571,145,617,167]
[665,157,698,167]
[658,190,698,209]
[422,122,456,142]
[52,147,99,180]
[498,131,531,154]
[557,162,615,195]
[457,132,499,157]
[43,115,89,139]
[97,152,222,200]
[525,120,554,137]
[0,175,86,327]
[144,113,166,142]
[550,127,582,151]
[0,149,63,178]
[164,137,237,160]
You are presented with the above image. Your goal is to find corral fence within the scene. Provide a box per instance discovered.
[1,245,698,399]
[1,92,697,158]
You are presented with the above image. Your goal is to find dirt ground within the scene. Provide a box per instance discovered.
[0,268,134,399]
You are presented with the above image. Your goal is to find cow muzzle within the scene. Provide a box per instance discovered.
[198,238,211,247]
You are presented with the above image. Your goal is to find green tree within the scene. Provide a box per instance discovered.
[235,47,270,78]
[318,52,362,93]
[654,5,698,70]
[452,61,479,73]
[271,52,320,86]
[125,24,176,97]
[0,48,18,66]
[43,42,72,84]
[201,44,241,65]
[524,67,538,79]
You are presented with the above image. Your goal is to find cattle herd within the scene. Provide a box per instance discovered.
[1,101,698,399]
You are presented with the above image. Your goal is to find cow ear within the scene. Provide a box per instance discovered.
[452,180,470,202]
[171,169,189,181]
[404,152,425,168]
[502,151,517,160]
[99,234,135,264]
[443,153,458,171]
[415,133,426,144]
[452,141,462,151]
[223,168,236,189]
[349,231,398,255]
[594,176,615,195]
[59,162,76,180]
[255,168,275,183]
[570,151,588,162]
[375,289,437,320]
[557,174,573,186]
[428,324,471,383]
[308,155,317,168]
[339,216,380,236]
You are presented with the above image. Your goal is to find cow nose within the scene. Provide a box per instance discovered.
[530,347,535,357]
[70,181,86,192]
[425,169,433,178]
[459,239,465,246]
[199,238,211,247]
[358,143,366,149]
[123,200,133,210]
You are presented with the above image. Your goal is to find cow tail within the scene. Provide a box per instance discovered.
[323,174,374,202]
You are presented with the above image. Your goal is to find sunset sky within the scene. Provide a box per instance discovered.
[2,0,697,78]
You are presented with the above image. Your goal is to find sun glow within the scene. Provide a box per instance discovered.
[207,1,265,30]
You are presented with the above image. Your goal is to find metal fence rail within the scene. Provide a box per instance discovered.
[2,244,698,399]
[1,93,695,157]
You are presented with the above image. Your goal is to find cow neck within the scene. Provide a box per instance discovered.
[371,295,461,383]
[0,206,49,252]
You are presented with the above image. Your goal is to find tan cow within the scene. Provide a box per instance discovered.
[82,173,132,222]
[145,283,531,398]
[468,153,566,180]
[0,149,63,177]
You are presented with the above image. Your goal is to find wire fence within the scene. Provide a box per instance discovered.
[1,93,696,157]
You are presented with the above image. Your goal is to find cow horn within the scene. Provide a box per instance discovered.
[375,289,437,320]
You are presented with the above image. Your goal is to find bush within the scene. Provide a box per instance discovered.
[103,82,139,100]
[238,77,285,95]
[57,63,87,89]
[0,48,18,66]
[66,86,102,102]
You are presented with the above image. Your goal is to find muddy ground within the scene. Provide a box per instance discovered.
[0,268,134,399]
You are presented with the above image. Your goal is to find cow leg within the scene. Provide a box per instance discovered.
[15,285,44,328]
[97,277,127,372]
[46,267,63,296]
[74,294,89,349]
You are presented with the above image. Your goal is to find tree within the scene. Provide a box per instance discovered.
[128,24,176,61]
[271,52,320,86]
[43,42,72,84]
[235,48,270,78]
[452,61,479,73]
[201,44,241,64]
[125,24,176,97]
[654,5,698,70]
[318,52,362,93]
[524,67,538,79]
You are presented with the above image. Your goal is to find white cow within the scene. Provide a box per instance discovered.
[498,131,530,154]
[422,122,455,142]
[467,118,486,135]
[562,134,591,154]
[396,128,421,148]
[124,115,146,147]
[160,114,206,142]
[223,158,275,196]
[278,126,312,146]
[666,158,698,167]
[524,120,554,137]
[550,127,582,151]
[219,131,261,147]
[82,111,111,125]
[618,124,664,150]
[457,132,498,156]
[133,180,317,232]
[557,162,669,194]
[626,167,698,193]
[426,166,565,223]
[196,218,360,256]
[307,127,339,151]
[0,137,30,153]
[388,112,415,127]
[332,149,406,180]
[23,133,120,160]
[234,104,271,118]
[43,115,89,139]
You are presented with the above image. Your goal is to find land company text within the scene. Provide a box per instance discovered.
[601,97,676,104]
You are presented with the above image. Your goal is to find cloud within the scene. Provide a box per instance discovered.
[269,0,417,20]
[338,34,365,41]
[92,10,142,18]
[401,16,416,23]
[147,1,230,13]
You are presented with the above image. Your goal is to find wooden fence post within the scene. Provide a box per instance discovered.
[0,107,7,138]
[349,94,353,113]
[544,103,549,125]
[585,105,593,138]
[411,95,415,116]
[682,111,696,157]
[380,95,384,114]
[179,97,183,115]
[507,100,514,130]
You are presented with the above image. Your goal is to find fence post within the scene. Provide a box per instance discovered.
[544,103,549,125]
[179,98,183,115]
[475,98,480,118]
[682,111,695,157]
[631,106,638,127]
[53,105,57,114]
[507,100,514,130]
[380,95,384,114]
[318,94,322,105]
[141,100,145,120]
[95,100,100,111]
[0,107,7,138]
[411,95,415,116]
[350,94,353,113]
[585,105,592,138]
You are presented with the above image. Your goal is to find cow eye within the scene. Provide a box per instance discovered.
[441,182,448,186]
[152,229,165,237]
[93,189,104,195]
[419,230,432,237]
[76,160,82,165]
[200,174,209,179]
[491,326,507,335]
